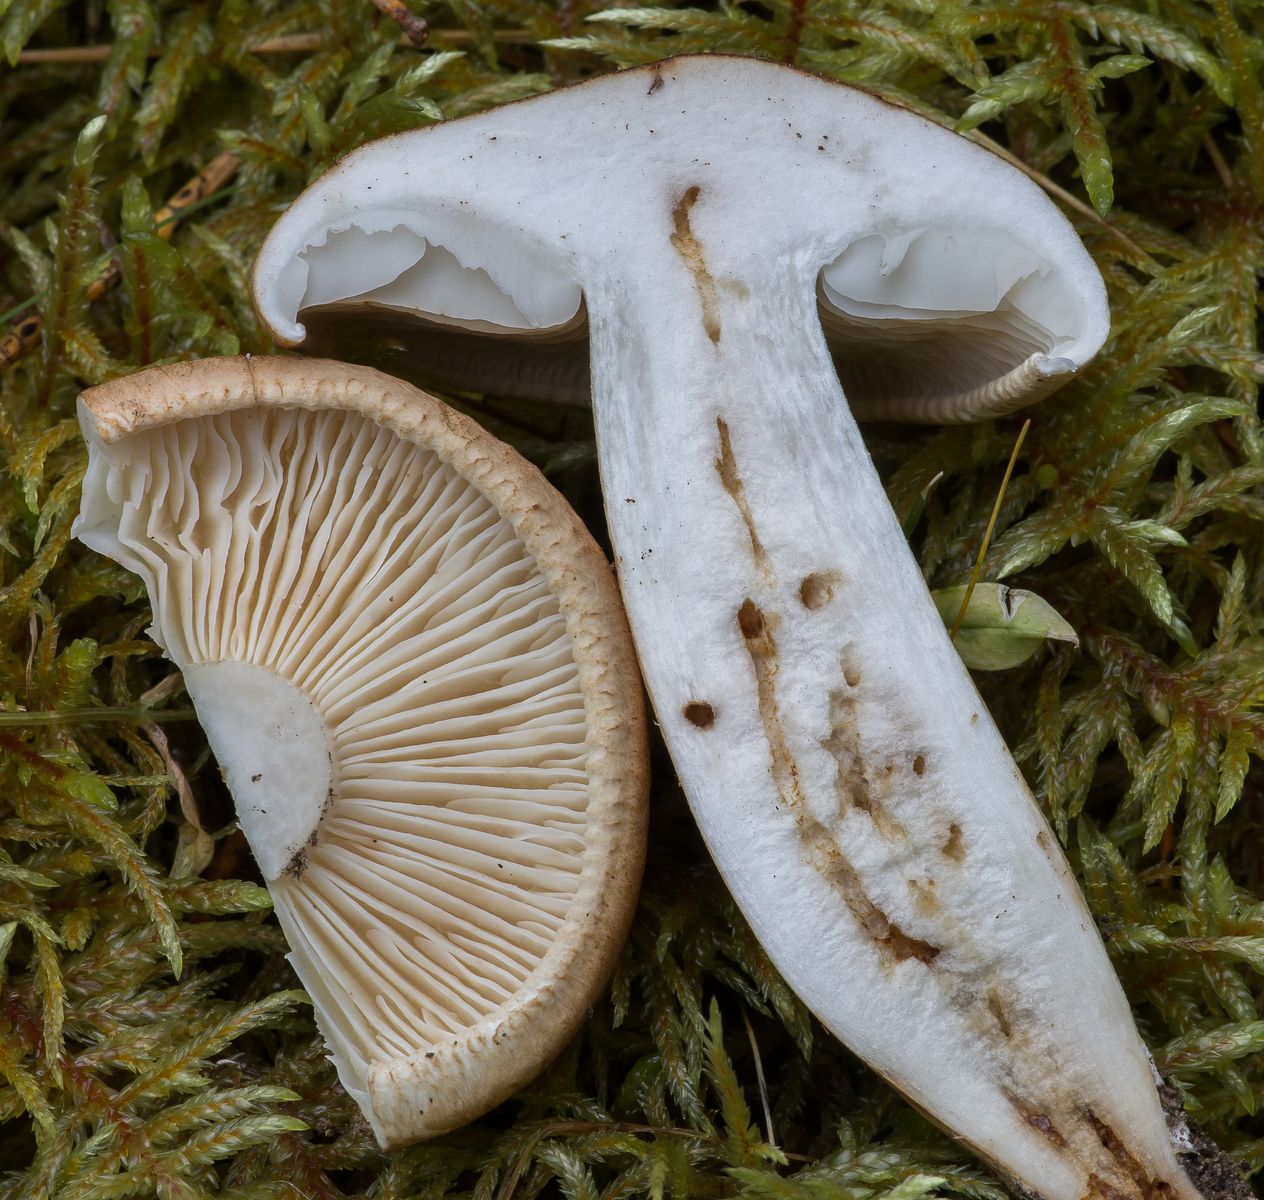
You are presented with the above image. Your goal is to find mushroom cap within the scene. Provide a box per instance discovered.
[73,356,648,1148]
[252,54,1109,424]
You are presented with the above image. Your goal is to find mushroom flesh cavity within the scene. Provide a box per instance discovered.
[73,356,648,1149]
[252,57,1204,1200]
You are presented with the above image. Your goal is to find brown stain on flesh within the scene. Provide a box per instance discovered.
[737,598,765,640]
[986,987,1014,1039]
[669,185,722,344]
[1085,1110,1176,1200]
[799,570,840,610]
[715,418,772,578]
[711,438,1184,1191]
[1006,1092,1069,1149]
[683,700,716,728]
[908,878,939,917]
[971,978,1180,1200]
[733,616,1176,1194]
[737,598,937,968]
[807,828,940,965]
[1086,1176,1131,1200]
[822,670,907,840]
[738,599,803,810]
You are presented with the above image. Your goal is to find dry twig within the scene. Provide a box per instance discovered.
[369,0,430,47]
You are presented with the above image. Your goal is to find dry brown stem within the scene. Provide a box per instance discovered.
[368,0,430,47]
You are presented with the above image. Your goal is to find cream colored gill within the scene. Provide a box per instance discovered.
[77,404,589,1104]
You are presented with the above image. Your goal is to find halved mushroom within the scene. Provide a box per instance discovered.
[250,55,1214,1200]
[258,92,1103,424]
[73,356,647,1148]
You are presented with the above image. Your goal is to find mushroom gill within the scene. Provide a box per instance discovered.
[74,357,647,1147]
[818,226,1092,422]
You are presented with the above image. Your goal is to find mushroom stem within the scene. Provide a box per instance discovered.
[183,661,333,881]
[586,252,1198,1200]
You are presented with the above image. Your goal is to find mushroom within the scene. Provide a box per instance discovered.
[250,56,1204,1200]
[72,355,647,1148]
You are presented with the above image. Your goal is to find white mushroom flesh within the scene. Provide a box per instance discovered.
[287,217,583,335]
[77,405,589,1111]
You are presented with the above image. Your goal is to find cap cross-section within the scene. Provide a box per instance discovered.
[253,56,1107,424]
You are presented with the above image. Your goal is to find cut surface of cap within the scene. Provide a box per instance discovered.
[252,55,1108,424]
[73,356,647,1148]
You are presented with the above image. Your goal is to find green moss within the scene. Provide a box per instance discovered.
[0,0,1261,1195]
